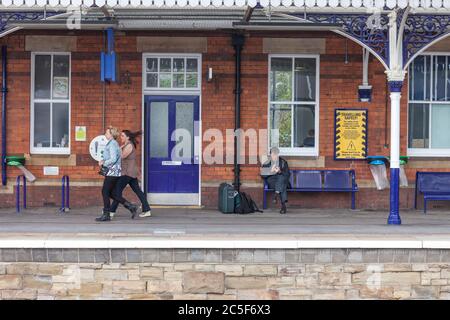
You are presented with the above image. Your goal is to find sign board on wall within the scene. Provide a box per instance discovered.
[89,135,108,162]
[75,126,87,141]
[334,109,368,160]
[43,166,59,176]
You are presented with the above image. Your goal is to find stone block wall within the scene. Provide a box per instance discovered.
[1,248,450,299]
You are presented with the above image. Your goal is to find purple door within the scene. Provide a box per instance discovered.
[145,95,199,205]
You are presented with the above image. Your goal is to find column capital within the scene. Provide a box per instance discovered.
[385,69,407,82]
[388,81,404,93]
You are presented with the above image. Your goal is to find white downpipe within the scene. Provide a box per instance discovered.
[362,48,370,86]
[390,91,401,169]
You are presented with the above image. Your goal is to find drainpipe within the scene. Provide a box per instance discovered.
[232,34,245,192]
[1,45,7,186]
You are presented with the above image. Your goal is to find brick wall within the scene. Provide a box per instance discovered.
[0,30,449,209]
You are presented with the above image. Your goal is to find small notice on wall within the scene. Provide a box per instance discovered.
[75,126,87,142]
[43,166,59,176]
[334,109,368,160]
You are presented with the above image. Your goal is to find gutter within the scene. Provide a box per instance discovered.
[1,45,7,186]
[232,34,245,192]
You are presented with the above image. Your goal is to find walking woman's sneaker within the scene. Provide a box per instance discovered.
[110,212,115,219]
[139,211,152,218]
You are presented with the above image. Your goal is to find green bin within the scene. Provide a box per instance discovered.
[5,155,25,166]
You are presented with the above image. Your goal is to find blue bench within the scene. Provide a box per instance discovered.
[263,169,358,210]
[415,172,450,214]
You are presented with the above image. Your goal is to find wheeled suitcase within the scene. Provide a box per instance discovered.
[218,183,235,213]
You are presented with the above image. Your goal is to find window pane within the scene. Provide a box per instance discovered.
[425,55,431,101]
[186,58,198,72]
[53,55,69,78]
[270,58,292,102]
[34,55,52,99]
[270,104,292,148]
[431,104,450,148]
[160,58,171,72]
[160,73,171,88]
[435,56,447,101]
[173,58,185,72]
[408,103,429,148]
[173,74,184,88]
[147,73,158,88]
[34,102,51,148]
[294,58,316,101]
[175,102,194,158]
[150,102,169,158]
[410,56,427,101]
[186,73,198,88]
[447,58,450,101]
[52,103,69,148]
[293,105,315,147]
[53,55,70,99]
[146,58,158,72]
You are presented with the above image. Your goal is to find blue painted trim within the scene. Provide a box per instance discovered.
[388,81,403,93]
[358,88,372,102]
[388,168,401,225]
[333,108,368,161]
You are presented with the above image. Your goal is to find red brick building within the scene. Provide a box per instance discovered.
[1,5,450,213]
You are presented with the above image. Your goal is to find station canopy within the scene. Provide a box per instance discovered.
[1,0,450,9]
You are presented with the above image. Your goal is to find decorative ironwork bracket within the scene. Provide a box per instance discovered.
[290,12,450,70]
[0,11,60,36]
[403,14,450,68]
[292,13,390,67]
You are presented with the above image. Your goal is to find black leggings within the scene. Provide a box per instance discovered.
[102,176,119,212]
[110,175,151,213]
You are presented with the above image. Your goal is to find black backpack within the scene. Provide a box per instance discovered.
[234,192,263,214]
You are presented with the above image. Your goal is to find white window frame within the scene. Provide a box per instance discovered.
[267,54,320,157]
[143,54,201,91]
[407,52,450,157]
[30,52,71,155]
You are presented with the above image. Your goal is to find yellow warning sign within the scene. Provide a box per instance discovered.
[334,109,367,160]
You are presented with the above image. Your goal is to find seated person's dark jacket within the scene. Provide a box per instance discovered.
[261,157,291,189]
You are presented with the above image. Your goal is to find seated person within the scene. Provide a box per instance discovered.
[261,147,290,214]
[302,129,315,147]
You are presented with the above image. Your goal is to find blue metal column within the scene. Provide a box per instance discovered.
[387,81,403,225]
[1,45,7,186]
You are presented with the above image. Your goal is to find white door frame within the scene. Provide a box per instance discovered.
[141,53,202,206]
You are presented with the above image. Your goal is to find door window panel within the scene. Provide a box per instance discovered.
[150,102,169,158]
[175,102,194,158]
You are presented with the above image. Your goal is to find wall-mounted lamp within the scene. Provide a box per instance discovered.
[207,67,213,82]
